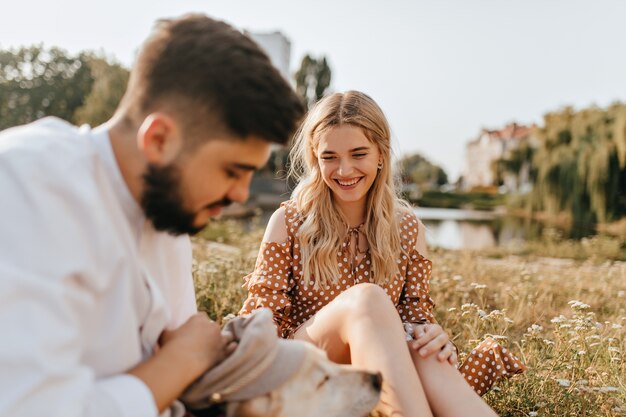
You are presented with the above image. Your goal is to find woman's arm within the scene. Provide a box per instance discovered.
[261,206,289,243]
[239,206,296,337]
[398,214,456,365]
[415,219,428,257]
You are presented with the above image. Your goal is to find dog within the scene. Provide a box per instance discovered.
[217,343,381,417]
[182,309,381,417]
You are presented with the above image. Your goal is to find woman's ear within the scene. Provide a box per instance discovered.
[136,113,184,165]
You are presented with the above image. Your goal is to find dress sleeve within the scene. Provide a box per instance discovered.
[396,249,437,324]
[239,241,295,337]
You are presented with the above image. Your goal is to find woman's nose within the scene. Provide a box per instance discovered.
[337,159,353,176]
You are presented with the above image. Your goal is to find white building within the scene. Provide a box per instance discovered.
[463,123,535,192]
[246,31,292,82]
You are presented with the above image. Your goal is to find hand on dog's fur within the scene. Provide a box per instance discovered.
[160,313,237,378]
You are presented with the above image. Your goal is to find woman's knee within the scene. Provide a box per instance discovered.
[341,283,397,319]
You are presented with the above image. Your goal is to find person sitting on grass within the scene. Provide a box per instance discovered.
[0,14,303,417]
[240,90,524,417]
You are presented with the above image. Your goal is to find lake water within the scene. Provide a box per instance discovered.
[253,205,546,251]
[415,207,543,250]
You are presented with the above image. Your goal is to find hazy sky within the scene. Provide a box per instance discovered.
[2,0,626,180]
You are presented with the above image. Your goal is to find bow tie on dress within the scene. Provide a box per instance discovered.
[344,223,368,275]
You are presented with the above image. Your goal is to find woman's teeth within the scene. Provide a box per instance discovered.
[336,178,361,186]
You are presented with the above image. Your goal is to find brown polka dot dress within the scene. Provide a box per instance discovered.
[240,200,524,396]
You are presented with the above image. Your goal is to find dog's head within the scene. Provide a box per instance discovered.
[223,343,381,417]
[182,310,381,417]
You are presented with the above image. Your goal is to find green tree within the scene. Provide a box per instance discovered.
[258,54,332,180]
[0,45,93,130]
[529,104,626,236]
[494,137,536,189]
[294,54,331,109]
[74,55,129,126]
[398,153,448,189]
[0,46,130,130]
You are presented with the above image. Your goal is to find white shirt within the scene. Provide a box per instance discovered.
[0,118,197,417]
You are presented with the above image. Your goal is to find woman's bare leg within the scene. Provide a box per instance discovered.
[409,350,498,417]
[293,283,433,417]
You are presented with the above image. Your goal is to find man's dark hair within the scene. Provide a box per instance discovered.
[129,14,304,145]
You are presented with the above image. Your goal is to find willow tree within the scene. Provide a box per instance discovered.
[530,104,626,236]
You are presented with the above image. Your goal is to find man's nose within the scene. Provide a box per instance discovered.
[228,177,251,204]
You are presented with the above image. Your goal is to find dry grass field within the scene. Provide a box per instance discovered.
[192,219,625,416]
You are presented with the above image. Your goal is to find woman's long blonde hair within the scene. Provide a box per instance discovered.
[288,90,412,289]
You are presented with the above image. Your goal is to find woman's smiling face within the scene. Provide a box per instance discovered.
[317,124,381,206]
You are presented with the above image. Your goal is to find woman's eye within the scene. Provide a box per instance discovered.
[320,156,335,161]
[353,153,367,158]
[226,169,239,179]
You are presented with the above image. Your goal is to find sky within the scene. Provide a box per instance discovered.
[2,0,626,180]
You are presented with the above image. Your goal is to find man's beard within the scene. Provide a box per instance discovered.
[140,164,204,236]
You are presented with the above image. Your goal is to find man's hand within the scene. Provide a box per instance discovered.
[159,313,238,378]
[409,323,458,366]
[129,313,238,413]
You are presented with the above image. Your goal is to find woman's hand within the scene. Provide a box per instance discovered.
[410,323,458,366]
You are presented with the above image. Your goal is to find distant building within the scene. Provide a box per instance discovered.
[246,31,292,82]
[463,123,535,192]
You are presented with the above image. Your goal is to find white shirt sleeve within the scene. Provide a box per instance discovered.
[0,264,158,417]
[0,135,159,417]
[162,235,197,330]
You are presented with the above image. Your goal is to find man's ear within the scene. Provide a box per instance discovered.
[137,113,184,165]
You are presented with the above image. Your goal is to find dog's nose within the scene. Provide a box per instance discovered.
[370,372,383,392]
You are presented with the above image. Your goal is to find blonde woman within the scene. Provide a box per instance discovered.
[240,91,523,416]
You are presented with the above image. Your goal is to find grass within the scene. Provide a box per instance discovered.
[192,218,626,416]
[408,190,508,211]
[481,228,626,262]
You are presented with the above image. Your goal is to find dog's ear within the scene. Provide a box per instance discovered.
[226,394,277,417]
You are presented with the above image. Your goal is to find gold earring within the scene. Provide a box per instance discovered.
[377,162,383,170]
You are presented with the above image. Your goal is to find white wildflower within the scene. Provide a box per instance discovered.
[568,300,590,310]
[486,334,509,341]
[594,386,619,393]
[556,379,571,387]
[551,315,567,324]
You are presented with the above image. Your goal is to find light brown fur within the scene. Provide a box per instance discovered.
[226,344,381,417]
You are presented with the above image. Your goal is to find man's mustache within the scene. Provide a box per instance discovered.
[206,197,233,210]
